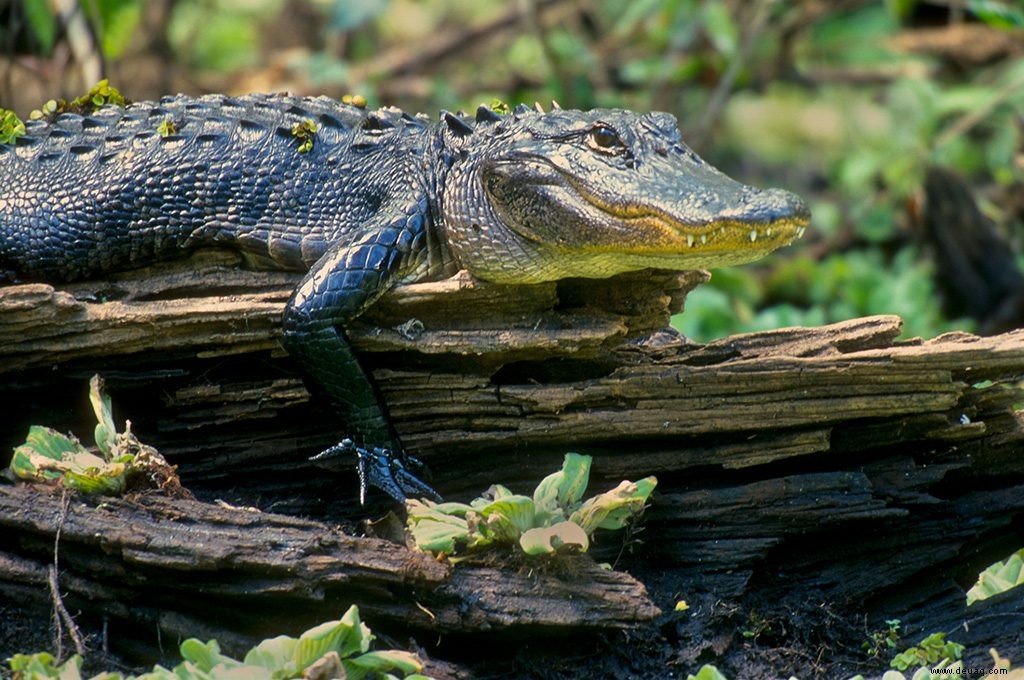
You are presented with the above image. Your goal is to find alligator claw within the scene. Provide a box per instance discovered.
[311,438,441,505]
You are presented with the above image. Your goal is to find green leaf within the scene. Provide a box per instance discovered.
[8,651,64,676]
[21,425,82,461]
[291,606,373,669]
[519,521,589,555]
[479,494,536,542]
[88,0,143,59]
[243,635,297,675]
[405,499,473,553]
[63,464,126,495]
[687,664,729,680]
[421,500,476,517]
[595,476,657,530]
[702,1,738,55]
[968,0,1024,28]
[569,477,657,534]
[408,518,471,553]
[10,426,82,480]
[178,638,246,673]
[967,548,1024,605]
[21,0,57,53]
[0,109,27,144]
[11,426,126,494]
[891,632,964,670]
[533,453,591,522]
[90,374,118,456]
[343,650,423,680]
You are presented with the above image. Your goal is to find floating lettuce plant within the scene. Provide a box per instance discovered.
[8,375,176,495]
[967,547,1024,605]
[7,605,430,680]
[406,453,656,556]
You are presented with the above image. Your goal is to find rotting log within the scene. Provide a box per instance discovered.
[1,250,1023,675]
[0,484,657,664]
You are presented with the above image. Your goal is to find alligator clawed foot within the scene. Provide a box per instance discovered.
[311,438,442,505]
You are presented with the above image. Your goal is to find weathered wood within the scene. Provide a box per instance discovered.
[0,250,705,372]
[0,484,658,652]
[2,254,1023,676]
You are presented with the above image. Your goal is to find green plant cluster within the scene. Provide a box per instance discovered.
[889,632,964,672]
[967,547,1024,605]
[676,4,1023,341]
[406,453,656,556]
[7,375,163,495]
[0,108,26,143]
[863,619,902,659]
[7,606,430,680]
[690,647,1022,680]
[291,119,318,154]
[341,94,368,109]
[29,79,127,121]
[156,118,178,138]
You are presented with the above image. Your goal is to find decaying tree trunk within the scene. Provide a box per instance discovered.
[1,250,1022,676]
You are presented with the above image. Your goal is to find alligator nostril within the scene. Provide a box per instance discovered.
[762,188,811,223]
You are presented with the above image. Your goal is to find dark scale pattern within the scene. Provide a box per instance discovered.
[0,94,427,280]
[0,93,449,501]
[0,95,810,501]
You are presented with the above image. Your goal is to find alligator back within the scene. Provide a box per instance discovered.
[0,94,428,282]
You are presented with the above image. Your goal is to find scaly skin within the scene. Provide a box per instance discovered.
[0,94,810,502]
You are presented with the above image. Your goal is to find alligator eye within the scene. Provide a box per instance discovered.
[588,124,625,154]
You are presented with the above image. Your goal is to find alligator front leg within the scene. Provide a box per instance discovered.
[281,205,440,504]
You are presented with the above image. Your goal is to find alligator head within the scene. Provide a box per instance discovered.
[440,104,810,284]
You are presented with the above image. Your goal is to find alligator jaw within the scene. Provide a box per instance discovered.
[564,174,811,269]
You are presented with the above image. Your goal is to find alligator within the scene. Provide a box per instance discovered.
[0,93,810,502]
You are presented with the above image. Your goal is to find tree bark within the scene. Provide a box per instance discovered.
[1,251,1022,674]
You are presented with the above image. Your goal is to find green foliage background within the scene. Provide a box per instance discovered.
[3,0,1022,340]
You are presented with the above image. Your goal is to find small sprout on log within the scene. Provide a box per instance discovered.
[29,79,128,121]
[6,375,183,496]
[967,547,1024,605]
[849,649,1022,680]
[29,99,60,120]
[0,109,26,143]
[6,605,432,679]
[862,618,902,659]
[157,118,179,138]
[890,632,964,672]
[76,78,127,110]
[292,118,317,153]
[406,453,656,557]
[740,610,775,642]
[342,93,368,108]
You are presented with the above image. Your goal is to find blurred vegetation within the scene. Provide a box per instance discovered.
[1,0,1022,340]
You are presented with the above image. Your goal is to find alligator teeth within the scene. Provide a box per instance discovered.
[686,234,695,248]
[699,234,707,245]
[749,230,757,242]
[766,228,772,237]
[797,226,806,238]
